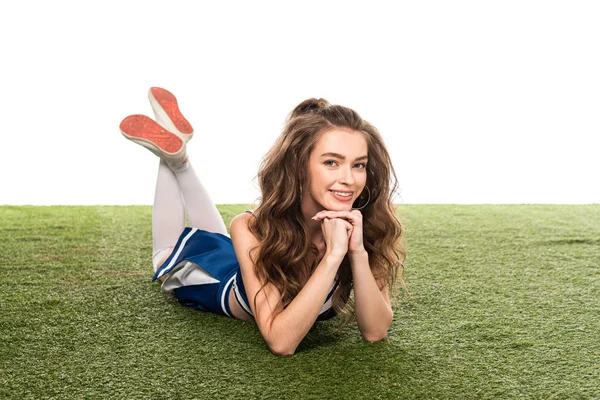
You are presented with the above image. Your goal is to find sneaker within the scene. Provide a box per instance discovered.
[120,114,186,163]
[148,87,194,142]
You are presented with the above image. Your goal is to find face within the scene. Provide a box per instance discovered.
[303,128,368,214]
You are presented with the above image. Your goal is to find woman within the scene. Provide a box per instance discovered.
[120,88,406,355]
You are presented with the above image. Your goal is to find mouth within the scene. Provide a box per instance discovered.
[329,190,354,202]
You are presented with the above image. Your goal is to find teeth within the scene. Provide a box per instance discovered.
[332,191,352,197]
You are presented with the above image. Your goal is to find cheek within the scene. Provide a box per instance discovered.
[309,175,324,195]
[309,165,325,186]
[309,172,335,201]
[359,173,368,186]
[306,165,321,194]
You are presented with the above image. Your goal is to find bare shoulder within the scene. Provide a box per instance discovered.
[229,212,253,237]
[230,212,259,255]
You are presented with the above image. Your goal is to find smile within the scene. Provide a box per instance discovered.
[329,190,354,202]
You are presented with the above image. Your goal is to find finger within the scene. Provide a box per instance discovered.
[312,214,351,222]
[320,210,359,218]
[346,223,354,238]
[311,210,332,220]
[313,215,342,222]
[313,210,362,220]
[317,211,362,224]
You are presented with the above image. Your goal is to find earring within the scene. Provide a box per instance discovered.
[352,186,371,210]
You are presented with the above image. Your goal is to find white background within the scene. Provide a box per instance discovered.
[1,1,598,205]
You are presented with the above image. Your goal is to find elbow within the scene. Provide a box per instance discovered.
[362,330,388,342]
[265,335,298,356]
[268,342,297,356]
[359,314,393,342]
[361,314,392,342]
[361,309,393,342]
[261,322,300,356]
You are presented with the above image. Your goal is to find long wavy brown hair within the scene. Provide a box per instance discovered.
[249,98,406,321]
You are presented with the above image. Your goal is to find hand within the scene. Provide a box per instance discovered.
[312,210,365,255]
[317,215,353,260]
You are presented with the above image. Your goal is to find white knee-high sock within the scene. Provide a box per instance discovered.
[170,160,228,235]
[152,159,186,256]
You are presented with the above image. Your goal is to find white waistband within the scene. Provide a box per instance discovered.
[233,274,254,316]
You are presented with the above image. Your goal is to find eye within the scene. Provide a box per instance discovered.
[354,163,367,169]
[324,160,338,167]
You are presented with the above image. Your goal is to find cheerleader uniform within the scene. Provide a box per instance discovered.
[153,227,339,321]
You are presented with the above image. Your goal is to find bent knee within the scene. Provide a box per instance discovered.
[152,247,174,275]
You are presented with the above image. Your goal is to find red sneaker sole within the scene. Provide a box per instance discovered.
[120,115,183,154]
[149,87,193,134]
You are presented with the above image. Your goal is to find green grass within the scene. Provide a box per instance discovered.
[1,205,598,399]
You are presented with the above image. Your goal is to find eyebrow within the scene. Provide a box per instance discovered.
[320,152,368,161]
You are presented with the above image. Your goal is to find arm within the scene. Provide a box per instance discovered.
[230,213,347,356]
[349,250,393,342]
[313,210,393,342]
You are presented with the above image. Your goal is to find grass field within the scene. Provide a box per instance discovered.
[1,205,598,399]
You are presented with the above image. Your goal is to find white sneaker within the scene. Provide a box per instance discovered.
[120,114,186,164]
[148,87,194,142]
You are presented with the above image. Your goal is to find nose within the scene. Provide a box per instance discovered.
[338,165,355,186]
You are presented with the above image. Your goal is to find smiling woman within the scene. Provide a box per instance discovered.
[308,128,369,207]
[120,88,406,355]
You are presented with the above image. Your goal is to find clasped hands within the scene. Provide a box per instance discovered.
[312,210,365,258]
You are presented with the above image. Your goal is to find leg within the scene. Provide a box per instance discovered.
[152,159,186,271]
[169,160,228,236]
[145,86,227,235]
[120,87,227,265]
